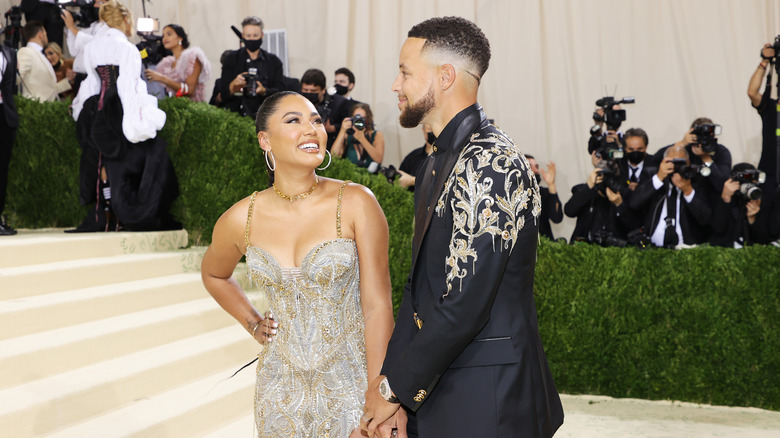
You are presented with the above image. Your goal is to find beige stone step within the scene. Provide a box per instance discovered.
[0,293,263,389]
[0,250,205,300]
[0,229,189,268]
[202,414,255,438]
[0,273,205,341]
[0,326,260,437]
[42,365,256,438]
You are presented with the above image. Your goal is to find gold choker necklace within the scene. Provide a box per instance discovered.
[273,176,319,202]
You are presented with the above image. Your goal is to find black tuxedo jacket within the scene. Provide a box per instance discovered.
[382,105,563,437]
[564,183,639,242]
[1,45,18,129]
[216,48,283,115]
[710,194,774,247]
[630,176,712,245]
[539,186,562,240]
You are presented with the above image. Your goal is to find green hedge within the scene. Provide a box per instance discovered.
[8,98,780,410]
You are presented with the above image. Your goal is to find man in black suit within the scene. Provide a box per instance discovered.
[214,16,283,117]
[710,163,774,247]
[526,155,563,240]
[362,16,563,438]
[20,0,64,47]
[0,42,19,235]
[631,146,712,248]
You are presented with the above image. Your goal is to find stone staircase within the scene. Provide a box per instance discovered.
[0,229,261,437]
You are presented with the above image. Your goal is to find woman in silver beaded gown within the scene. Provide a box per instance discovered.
[202,91,394,437]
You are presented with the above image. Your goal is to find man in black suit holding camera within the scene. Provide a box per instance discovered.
[215,16,283,117]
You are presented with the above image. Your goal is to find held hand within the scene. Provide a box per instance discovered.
[251,311,278,345]
[606,187,623,206]
[657,157,675,181]
[682,128,697,146]
[721,178,739,203]
[671,173,693,196]
[375,409,408,438]
[746,199,761,221]
[541,162,556,185]
[605,130,619,144]
[341,117,353,132]
[362,375,401,437]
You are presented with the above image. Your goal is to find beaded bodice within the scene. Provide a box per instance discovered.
[243,181,367,437]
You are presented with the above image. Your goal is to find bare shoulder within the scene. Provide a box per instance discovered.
[326,178,378,207]
[213,191,268,245]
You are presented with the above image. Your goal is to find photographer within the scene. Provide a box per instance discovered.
[397,124,434,191]
[588,103,625,153]
[61,0,107,68]
[747,41,779,214]
[651,117,732,194]
[527,155,563,240]
[216,16,283,117]
[711,163,774,247]
[143,24,211,102]
[332,103,384,170]
[564,146,639,246]
[300,68,348,148]
[630,146,712,248]
[21,0,65,47]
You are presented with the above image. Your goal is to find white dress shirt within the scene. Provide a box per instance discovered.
[649,174,696,247]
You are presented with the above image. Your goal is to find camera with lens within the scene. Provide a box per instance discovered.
[58,0,99,28]
[3,6,23,48]
[136,33,164,66]
[769,35,780,59]
[671,158,710,180]
[242,67,260,97]
[731,167,766,201]
[376,164,400,184]
[346,114,366,135]
[595,157,624,194]
[593,96,635,131]
[690,123,722,154]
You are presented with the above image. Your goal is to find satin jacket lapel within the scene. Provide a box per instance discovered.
[411,107,487,270]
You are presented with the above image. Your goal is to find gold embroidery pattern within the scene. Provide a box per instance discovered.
[437,127,541,296]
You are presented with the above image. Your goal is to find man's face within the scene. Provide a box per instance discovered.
[334,73,352,90]
[392,38,437,128]
[39,28,49,46]
[242,24,263,41]
[301,83,325,103]
[527,157,540,175]
[625,136,647,154]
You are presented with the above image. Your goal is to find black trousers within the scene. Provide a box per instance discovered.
[24,2,64,48]
[0,105,16,215]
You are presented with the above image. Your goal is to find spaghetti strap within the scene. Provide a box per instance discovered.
[245,191,258,249]
[336,181,351,239]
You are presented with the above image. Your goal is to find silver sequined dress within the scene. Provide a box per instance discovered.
[244,181,367,437]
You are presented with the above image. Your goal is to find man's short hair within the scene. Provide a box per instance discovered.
[690,117,713,129]
[407,16,491,79]
[241,16,264,31]
[301,68,326,89]
[335,67,355,85]
[23,21,44,42]
[624,127,649,147]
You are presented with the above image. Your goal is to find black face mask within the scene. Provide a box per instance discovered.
[244,38,263,52]
[426,132,436,145]
[53,60,62,70]
[301,92,321,105]
[626,151,646,165]
[334,84,349,96]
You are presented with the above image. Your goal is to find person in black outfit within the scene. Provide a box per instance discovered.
[565,149,638,245]
[650,117,732,196]
[617,127,656,236]
[215,16,283,117]
[20,0,64,47]
[630,146,712,248]
[300,68,348,149]
[397,124,435,192]
[710,163,774,247]
[526,155,563,240]
[0,43,19,235]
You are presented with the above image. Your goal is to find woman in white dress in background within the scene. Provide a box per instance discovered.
[201,91,394,437]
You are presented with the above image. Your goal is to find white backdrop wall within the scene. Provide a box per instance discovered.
[3,0,779,239]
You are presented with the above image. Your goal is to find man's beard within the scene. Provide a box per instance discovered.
[399,87,435,128]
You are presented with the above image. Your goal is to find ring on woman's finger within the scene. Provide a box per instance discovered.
[360,414,371,423]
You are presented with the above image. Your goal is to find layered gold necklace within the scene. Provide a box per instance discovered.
[273,175,319,202]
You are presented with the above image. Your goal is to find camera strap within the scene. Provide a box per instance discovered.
[663,186,679,247]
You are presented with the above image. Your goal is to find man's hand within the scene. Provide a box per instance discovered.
[375,409,408,438]
[362,375,401,437]
[721,178,739,203]
[541,162,557,193]
[691,144,713,162]
[229,72,248,94]
[606,187,622,206]
[657,157,675,181]
[396,170,415,189]
[746,199,761,224]
[681,128,697,147]
[587,167,602,189]
[255,80,266,96]
[761,43,776,60]
[671,173,693,196]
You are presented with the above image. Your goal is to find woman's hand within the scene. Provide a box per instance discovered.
[144,69,163,83]
[341,117,353,133]
[251,310,278,344]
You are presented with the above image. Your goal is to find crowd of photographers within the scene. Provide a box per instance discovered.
[0,2,778,248]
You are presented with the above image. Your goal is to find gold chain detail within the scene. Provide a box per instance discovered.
[273,175,319,203]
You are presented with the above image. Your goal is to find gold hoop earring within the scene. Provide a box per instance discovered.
[317,150,332,171]
[264,150,276,171]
